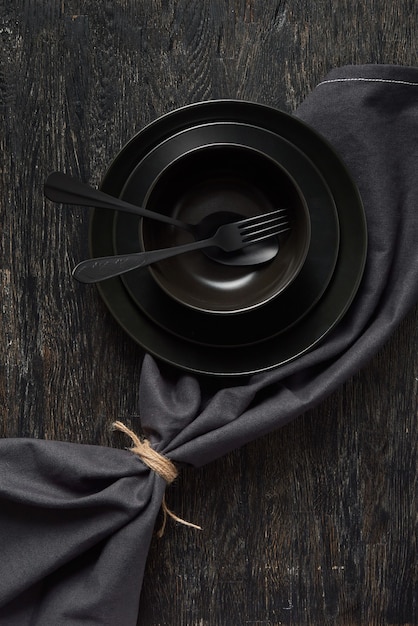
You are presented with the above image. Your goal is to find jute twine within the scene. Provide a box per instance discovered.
[113,421,201,538]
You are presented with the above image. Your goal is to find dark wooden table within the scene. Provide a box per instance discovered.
[1,2,417,624]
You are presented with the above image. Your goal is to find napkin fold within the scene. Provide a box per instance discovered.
[0,438,167,625]
[1,64,418,625]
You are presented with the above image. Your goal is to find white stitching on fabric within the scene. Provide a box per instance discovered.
[318,77,418,87]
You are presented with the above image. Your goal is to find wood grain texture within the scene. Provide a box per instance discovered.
[1,1,417,624]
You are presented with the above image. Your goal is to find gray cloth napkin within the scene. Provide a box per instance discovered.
[1,64,417,625]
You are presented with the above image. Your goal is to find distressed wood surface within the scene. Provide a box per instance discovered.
[1,1,417,624]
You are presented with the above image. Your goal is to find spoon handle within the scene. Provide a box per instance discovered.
[72,237,214,283]
[44,172,187,229]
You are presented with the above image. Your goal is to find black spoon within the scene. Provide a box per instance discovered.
[44,172,279,266]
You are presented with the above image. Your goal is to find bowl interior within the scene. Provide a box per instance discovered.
[139,143,311,314]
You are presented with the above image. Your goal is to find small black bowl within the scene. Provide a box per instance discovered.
[139,143,311,315]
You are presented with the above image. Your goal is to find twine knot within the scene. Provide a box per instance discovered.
[113,421,201,537]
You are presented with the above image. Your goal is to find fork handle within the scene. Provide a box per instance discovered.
[72,237,214,283]
[44,172,187,229]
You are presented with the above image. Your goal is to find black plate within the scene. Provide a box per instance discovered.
[114,122,339,347]
[91,100,367,376]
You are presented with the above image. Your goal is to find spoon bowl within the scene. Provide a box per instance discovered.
[186,210,279,265]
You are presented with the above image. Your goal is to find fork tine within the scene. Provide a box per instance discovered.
[237,208,287,228]
[239,213,289,237]
[241,221,291,244]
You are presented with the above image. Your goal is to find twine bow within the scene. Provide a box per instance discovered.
[113,421,201,537]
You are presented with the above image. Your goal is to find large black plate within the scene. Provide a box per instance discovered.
[90,100,367,376]
[114,122,339,347]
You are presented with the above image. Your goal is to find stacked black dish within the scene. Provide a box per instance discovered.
[91,100,367,376]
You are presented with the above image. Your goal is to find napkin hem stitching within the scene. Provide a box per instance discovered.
[318,77,418,87]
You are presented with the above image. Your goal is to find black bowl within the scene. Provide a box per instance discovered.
[136,143,311,314]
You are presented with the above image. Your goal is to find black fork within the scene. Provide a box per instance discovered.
[72,209,290,283]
